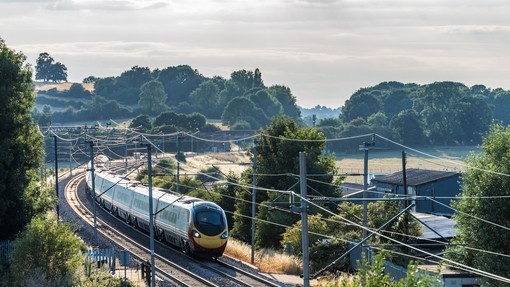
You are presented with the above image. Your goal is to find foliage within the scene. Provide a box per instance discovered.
[231,120,252,130]
[1,38,52,240]
[196,166,224,183]
[129,114,152,132]
[446,123,510,286]
[153,111,207,132]
[269,85,301,120]
[221,97,268,128]
[94,66,153,105]
[189,80,220,118]
[316,80,504,152]
[335,253,445,287]
[157,65,205,106]
[138,80,169,115]
[231,187,253,243]
[32,105,53,126]
[8,214,85,286]
[68,83,92,98]
[248,116,337,249]
[35,52,68,82]
[214,173,241,231]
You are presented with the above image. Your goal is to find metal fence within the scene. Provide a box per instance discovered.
[85,247,116,274]
[0,240,11,263]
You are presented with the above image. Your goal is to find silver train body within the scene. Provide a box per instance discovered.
[85,155,228,258]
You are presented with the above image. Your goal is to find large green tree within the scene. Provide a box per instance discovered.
[446,123,510,286]
[1,38,52,240]
[35,52,67,82]
[250,116,338,249]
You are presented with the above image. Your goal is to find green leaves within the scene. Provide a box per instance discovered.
[446,123,510,285]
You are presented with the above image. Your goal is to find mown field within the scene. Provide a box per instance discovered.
[335,146,480,184]
[182,145,480,185]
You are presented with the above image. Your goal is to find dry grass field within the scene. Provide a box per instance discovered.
[34,82,94,92]
[335,146,478,184]
[182,145,479,184]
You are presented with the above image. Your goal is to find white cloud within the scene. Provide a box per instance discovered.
[2,0,510,107]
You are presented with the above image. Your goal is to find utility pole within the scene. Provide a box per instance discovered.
[69,141,72,177]
[402,151,408,207]
[146,142,156,287]
[88,141,98,246]
[176,134,180,194]
[299,152,310,287]
[251,139,257,265]
[54,135,59,220]
[359,134,375,286]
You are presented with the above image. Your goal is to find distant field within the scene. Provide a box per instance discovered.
[34,82,94,92]
[181,146,480,185]
[335,146,480,184]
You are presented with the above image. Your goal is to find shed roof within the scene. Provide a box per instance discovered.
[371,168,459,186]
[413,212,456,239]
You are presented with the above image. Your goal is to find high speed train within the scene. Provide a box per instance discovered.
[85,155,228,258]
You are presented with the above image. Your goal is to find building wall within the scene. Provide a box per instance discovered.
[372,174,460,216]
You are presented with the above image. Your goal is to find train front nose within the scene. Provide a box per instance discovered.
[192,229,228,248]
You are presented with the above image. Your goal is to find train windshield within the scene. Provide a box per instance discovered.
[194,208,226,236]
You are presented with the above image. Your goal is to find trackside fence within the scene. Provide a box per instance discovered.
[85,247,116,274]
[0,240,11,263]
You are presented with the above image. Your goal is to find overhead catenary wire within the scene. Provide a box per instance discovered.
[46,123,510,282]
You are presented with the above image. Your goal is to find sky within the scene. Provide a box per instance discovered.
[1,0,509,108]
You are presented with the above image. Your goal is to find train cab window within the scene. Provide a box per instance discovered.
[194,210,225,236]
[196,211,222,226]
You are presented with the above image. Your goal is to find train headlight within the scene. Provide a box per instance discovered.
[220,231,229,239]
[192,230,201,238]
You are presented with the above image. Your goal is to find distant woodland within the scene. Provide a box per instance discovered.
[33,65,510,151]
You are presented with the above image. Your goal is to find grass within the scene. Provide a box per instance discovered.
[335,146,478,184]
[224,238,302,275]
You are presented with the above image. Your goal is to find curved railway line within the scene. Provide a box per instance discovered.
[63,165,286,287]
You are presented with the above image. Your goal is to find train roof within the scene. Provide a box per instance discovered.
[93,159,210,210]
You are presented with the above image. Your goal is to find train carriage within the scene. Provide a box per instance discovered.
[111,182,134,221]
[86,156,229,258]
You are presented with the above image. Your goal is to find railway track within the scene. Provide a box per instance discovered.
[64,166,286,287]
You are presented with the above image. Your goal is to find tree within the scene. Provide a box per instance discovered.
[341,91,382,122]
[1,38,52,240]
[453,95,493,144]
[268,85,301,120]
[446,123,510,286]
[390,109,426,146]
[252,116,338,249]
[49,61,68,82]
[32,104,53,126]
[158,65,204,106]
[221,97,268,128]
[138,80,169,115]
[230,69,256,91]
[249,90,283,119]
[154,111,180,128]
[67,83,91,98]
[9,214,85,286]
[129,114,152,132]
[35,52,67,82]
[418,81,468,145]
[35,52,53,82]
[189,80,220,117]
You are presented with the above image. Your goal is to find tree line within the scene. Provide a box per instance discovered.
[34,64,302,131]
[317,81,510,152]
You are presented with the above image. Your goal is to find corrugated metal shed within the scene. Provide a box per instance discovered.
[371,168,459,186]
